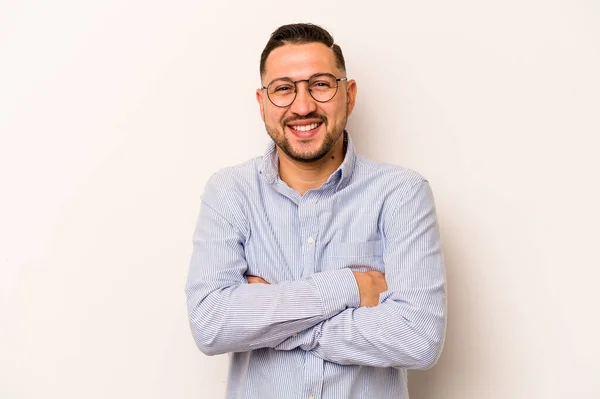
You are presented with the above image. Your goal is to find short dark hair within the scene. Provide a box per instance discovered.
[259,23,346,78]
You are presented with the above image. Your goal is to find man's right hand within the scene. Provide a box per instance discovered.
[352,271,388,307]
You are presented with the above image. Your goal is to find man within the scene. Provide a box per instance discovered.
[186,23,446,399]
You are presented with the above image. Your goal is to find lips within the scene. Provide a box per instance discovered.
[288,122,321,132]
[287,121,322,139]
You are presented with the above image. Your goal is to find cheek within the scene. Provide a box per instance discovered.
[265,108,287,125]
[322,102,346,122]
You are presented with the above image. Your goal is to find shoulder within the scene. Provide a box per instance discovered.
[201,157,263,213]
[200,157,262,233]
[350,157,439,235]
[353,155,429,196]
[205,157,261,190]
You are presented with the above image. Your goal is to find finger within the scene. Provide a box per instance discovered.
[246,276,269,284]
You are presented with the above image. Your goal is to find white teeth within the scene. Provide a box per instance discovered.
[290,122,320,132]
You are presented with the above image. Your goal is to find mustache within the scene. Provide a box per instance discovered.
[283,113,327,125]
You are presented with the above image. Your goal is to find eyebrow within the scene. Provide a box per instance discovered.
[264,72,339,86]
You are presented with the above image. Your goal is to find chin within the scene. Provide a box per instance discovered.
[287,146,331,163]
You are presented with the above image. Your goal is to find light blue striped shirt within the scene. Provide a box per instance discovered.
[186,134,446,399]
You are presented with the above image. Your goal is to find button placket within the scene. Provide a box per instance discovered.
[299,197,318,278]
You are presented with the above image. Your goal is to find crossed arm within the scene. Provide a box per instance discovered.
[185,179,446,369]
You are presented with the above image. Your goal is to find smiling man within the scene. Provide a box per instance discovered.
[186,23,447,399]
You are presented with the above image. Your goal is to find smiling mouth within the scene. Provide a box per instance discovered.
[288,122,322,132]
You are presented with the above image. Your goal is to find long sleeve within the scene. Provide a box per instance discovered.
[274,181,446,369]
[185,178,361,356]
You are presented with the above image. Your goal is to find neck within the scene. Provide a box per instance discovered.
[278,134,346,195]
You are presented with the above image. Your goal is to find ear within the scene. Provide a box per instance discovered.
[345,79,358,116]
[256,88,265,122]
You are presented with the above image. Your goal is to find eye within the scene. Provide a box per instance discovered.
[310,78,336,90]
[269,80,295,95]
[275,85,293,92]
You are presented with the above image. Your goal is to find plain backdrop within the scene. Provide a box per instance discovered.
[1,1,599,398]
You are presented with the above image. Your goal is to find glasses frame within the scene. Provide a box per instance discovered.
[260,73,348,108]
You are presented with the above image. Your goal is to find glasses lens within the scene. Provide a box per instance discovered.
[308,74,338,102]
[267,78,296,107]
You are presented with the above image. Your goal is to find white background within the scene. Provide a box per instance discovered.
[1,1,599,398]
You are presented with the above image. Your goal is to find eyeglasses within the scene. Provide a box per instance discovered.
[261,73,347,108]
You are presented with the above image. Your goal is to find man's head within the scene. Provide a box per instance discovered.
[256,23,357,164]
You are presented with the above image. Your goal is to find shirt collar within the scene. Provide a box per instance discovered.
[259,131,357,192]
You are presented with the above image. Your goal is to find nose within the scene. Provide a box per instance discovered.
[289,81,317,116]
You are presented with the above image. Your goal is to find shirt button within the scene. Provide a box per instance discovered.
[292,333,298,337]
[307,237,314,244]
[308,396,314,399]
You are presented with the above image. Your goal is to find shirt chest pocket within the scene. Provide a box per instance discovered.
[321,240,385,273]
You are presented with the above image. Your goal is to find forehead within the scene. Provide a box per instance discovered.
[263,42,339,82]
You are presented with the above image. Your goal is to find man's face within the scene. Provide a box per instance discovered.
[256,43,357,163]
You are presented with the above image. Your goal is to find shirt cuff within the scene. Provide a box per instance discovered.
[311,268,361,318]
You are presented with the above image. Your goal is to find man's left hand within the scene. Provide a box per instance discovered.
[246,275,269,284]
